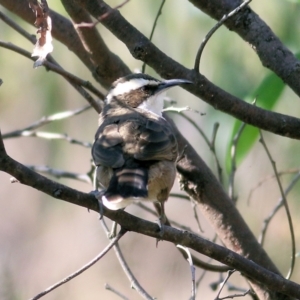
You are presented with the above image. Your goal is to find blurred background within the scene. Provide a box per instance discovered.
[1,0,300,299]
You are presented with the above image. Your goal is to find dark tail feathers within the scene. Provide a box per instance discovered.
[105,167,148,200]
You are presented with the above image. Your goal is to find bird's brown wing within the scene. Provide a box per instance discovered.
[92,123,125,168]
[129,117,178,162]
[92,110,178,169]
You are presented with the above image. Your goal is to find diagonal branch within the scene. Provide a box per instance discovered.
[0,0,130,88]
[78,0,300,140]
[2,0,300,139]
[61,0,131,88]
[189,0,300,97]
[0,137,300,298]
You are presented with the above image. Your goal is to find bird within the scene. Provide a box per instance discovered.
[92,73,192,224]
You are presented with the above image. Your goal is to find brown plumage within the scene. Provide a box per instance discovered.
[92,73,192,221]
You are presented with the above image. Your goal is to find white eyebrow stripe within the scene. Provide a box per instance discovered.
[111,79,158,96]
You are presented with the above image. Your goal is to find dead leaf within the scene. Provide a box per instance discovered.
[29,0,53,68]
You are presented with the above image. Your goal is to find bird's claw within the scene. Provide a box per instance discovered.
[89,190,104,220]
[155,215,167,246]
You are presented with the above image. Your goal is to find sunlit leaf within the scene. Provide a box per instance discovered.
[226,52,300,173]
[225,73,285,173]
[284,0,300,3]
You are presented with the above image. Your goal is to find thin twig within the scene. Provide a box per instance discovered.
[0,10,36,43]
[2,104,91,139]
[219,289,252,300]
[247,169,300,204]
[135,202,230,273]
[26,165,92,184]
[168,111,209,145]
[0,11,104,105]
[177,245,196,300]
[228,122,247,202]
[194,0,252,72]
[5,130,92,147]
[190,199,204,233]
[98,190,153,299]
[169,193,190,201]
[105,283,130,300]
[113,243,154,300]
[259,130,296,279]
[259,172,300,246]
[142,0,166,73]
[76,0,130,28]
[0,40,102,112]
[214,269,235,300]
[163,106,192,113]
[135,202,193,231]
[210,122,223,184]
[195,269,207,297]
[29,229,127,300]
[168,111,223,183]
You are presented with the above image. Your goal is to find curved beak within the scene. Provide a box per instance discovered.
[155,79,193,94]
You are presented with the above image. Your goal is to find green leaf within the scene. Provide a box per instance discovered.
[225,73,285,173]
[284,0,300,3]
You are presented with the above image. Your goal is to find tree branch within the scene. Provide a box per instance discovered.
[0,141,299,298]
[61,0,131,88]
[0,0,130,88]
[189,0,300,97]
[78,0,300,140]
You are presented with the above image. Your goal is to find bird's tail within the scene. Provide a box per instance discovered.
[102,167,148,210]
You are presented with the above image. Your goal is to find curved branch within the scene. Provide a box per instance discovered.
[30,229,127,300]
[0,41,102,112]
[194,0,251,72]
[189,0,300,97]
[0,0,130,88]
[0,143,299,299]
[61,0,131,88]
[79,0,300,140]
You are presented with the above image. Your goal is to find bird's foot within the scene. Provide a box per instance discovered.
[155,214,167,246]
[107,221,118,239]
[89,190,105,220]
[176,145,187,162]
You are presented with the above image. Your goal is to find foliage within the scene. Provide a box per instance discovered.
[0,1,300,300]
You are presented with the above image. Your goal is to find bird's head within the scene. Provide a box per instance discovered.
[105,73,192,116]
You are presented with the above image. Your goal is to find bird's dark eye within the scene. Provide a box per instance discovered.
[141,85,155,94]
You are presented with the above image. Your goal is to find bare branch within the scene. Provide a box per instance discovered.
[0,40,102,112]
[189,0,300,97]
[259,172,300,247]
[210,122,223,184]
[168,112,223,183]
[142,0,166,73]
[2,104,91,139]
[214,269,235,299]
[105,284,130,300]
[5,130,92,148]
[0,10,36,43]
[61,0,131,88]
[78,0,300,140]
[247,169,300,204]
[113,243,154,300]
[228,123,247,202]
[0,0,130,88]
[26,165,92,184]
[1,141,300,297]
[259,131,296,279]
[29,229,127,300]
[177,245,196,300]
[219,289,252,300]
[194,0,252,72]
